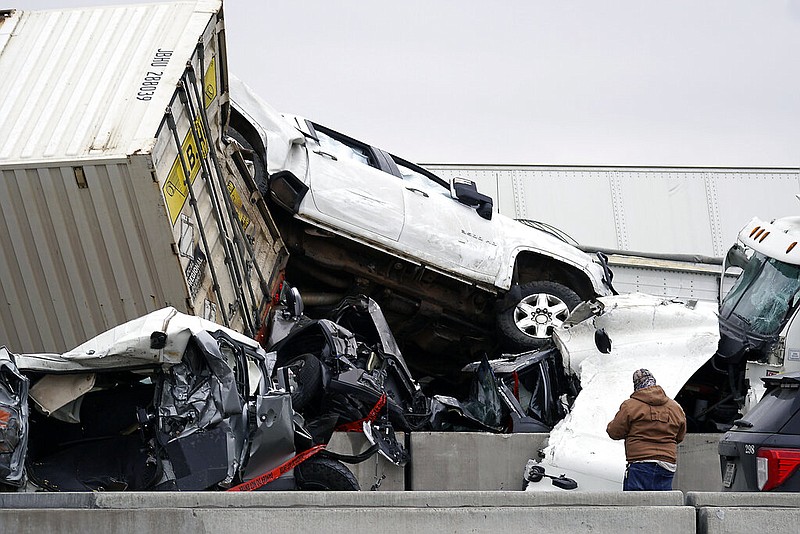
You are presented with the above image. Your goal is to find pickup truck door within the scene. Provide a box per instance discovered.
[303,124,404,241]
[393,158,499,281]
[0,347,29,487]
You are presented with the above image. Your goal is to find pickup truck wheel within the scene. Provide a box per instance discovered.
[498,281,581,349]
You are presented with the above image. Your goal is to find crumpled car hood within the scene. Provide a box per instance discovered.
[527,293,719,491]
[14,307,267,373]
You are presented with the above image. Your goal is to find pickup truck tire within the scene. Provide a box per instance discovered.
[498,281,581,349]
[295,456,360,491]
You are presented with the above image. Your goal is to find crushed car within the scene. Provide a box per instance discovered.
[267,286,429,466]
[263,283,579,443]
[227,76,615,375]
[0,308,360,492]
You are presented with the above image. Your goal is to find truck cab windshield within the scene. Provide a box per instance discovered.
[720,251,800,336]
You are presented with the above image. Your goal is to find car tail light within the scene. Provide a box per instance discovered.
[756,448,800,491]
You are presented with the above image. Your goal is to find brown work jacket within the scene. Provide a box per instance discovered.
[606,385,687,463]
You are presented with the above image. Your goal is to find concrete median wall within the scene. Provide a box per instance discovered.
[0,491,694,534]
[5,491,799,533]
[406,432,722,492]
[256,431,721,492]
[675,435,724,492]
[687,493,800,534]
[0,432,733,534]
[408,432,548,490]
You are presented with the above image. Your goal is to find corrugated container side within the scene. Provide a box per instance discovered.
[150,9,286,338]
[0,160,185,351]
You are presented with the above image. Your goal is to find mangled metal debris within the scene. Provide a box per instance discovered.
[3,284,768,493]
[524,293,721,491]
[0,308,360,492]
[265,284,579,446]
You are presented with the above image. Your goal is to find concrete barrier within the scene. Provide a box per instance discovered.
[327,432,405,490]
[0,491,694,534]
[408,432,549,490]
[674,434,723,493]
[687,492,800,534]
[408,432,721,492]
[2,434,789,534]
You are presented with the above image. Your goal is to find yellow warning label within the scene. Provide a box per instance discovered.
[163,58,218,225]
[227,180,251,230]
[163,114,210,225]
[204,57,217,108]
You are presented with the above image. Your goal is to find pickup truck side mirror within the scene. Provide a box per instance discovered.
[451,177,493,220]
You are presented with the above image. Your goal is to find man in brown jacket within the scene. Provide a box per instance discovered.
[606,369,686,491]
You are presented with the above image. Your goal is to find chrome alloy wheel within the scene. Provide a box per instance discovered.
[513,293,570,339]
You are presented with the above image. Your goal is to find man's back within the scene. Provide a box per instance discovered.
[607,385,686,463]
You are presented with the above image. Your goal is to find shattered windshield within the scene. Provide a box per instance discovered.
[719,251,800,335]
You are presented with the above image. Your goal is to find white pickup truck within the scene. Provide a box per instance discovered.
[229,79,614,364]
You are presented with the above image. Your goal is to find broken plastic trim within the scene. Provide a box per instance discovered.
[362,419,409,467]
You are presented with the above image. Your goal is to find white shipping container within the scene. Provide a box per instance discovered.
[0,1,286,352]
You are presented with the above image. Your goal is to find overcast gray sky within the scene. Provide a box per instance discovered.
[20,1,800,167]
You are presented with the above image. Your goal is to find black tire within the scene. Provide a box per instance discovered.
[227,127,269,195]
[497,281,581,350]
[287,353,323,411]
[295,456,360,491]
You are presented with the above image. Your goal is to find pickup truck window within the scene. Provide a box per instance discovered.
[394,158,450,198]
[314,126,379,169]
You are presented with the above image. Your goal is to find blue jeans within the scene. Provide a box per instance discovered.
[623,462,674,491]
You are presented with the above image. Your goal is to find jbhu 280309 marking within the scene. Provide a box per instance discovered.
[137,49,173,101]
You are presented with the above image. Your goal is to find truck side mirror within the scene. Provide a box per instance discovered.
[725,244,750,270]
[451,177,493,220]
[594,328,612,354]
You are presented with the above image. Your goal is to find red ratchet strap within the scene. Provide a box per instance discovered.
[335,393,387,432]
[226,444,325,492]
[512,371,520,400]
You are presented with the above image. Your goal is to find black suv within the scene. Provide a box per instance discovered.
[718,372,800,491]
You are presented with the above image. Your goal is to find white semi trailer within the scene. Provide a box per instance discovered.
[0,1,286,353]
